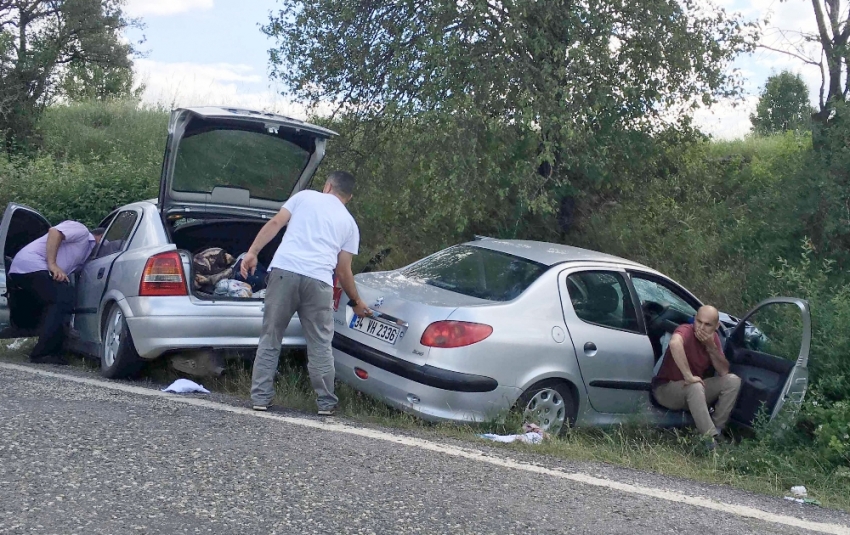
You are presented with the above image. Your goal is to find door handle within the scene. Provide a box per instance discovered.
[97,267,105,279]
[584,342,598,357]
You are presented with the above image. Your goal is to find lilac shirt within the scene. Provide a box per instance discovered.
[9,221,96,275]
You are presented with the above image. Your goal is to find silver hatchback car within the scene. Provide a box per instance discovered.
[332,238,812,433]
[0,107,334,377]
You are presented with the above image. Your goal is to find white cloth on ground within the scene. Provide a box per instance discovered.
[162,379,210,394]
[479,431,545,444]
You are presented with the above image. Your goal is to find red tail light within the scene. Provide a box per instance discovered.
[420,321,493,348]
[139,251,187,296]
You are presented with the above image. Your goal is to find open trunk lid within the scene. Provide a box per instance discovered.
[158,107,338,219]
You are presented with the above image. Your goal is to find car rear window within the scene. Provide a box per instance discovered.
[173,128,311,202]
[402,245,547,301]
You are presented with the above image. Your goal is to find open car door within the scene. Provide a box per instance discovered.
[725,297,811,428]
[0,203,51,338]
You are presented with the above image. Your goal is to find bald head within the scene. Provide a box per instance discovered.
[694,305,720,338]
[696,305,719,323]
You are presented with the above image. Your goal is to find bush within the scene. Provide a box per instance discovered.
[769,242,850,467]
[0,101,166,226]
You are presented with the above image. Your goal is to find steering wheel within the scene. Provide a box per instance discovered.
[641,300,675,333]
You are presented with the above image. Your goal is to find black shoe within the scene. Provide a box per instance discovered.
[252,404,273,412]
[317,407,336,417]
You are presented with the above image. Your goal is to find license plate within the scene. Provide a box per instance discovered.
[349,315,402,345]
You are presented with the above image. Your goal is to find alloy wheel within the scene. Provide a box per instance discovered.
[523,387,566,432]
[103,307,123,368]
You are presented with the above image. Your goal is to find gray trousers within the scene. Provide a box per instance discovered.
[251,268,337,410]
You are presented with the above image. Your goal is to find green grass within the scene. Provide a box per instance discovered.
[2,341,847,511]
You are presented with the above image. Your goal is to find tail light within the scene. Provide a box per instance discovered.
[139,251,187,296]
[420,321,493,348]
[332,274,343,311]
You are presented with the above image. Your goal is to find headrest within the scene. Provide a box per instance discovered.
[590,284,620,315]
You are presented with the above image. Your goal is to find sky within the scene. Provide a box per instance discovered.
[124,0,827,139]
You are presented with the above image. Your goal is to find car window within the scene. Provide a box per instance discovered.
[95,211,137,259]
[173,128,311,202]
[567,271,639,332]
[402,245,547,301]
[734,302,804,362]
[630,275,697,317]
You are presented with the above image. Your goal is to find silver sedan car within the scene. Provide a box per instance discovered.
[332,239,812,434]
[0,107,332,377]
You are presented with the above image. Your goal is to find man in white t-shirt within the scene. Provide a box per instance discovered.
[240,170,371,415]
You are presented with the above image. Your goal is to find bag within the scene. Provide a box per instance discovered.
[193,248,236,292]
[213,279,253,298]
[233,256,267,292]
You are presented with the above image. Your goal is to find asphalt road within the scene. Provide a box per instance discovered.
[1,362,848,535]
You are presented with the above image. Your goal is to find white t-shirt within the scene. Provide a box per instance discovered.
[269,190,359,286]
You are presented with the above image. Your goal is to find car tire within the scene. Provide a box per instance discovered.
[517,380,577,437]
[100,304,144,379]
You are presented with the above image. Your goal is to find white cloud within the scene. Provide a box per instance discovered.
[133,59,309,117]
[125,0,214,17]
[690,96,759,140]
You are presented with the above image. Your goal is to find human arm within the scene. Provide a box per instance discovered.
[45,228,69,282]
[239,208,292,278]
[335,251,371,318]
[668,333,704,386]
[698,331,730,376]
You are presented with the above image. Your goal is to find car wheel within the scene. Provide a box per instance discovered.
[518,380,576,436]
[100,304,144,379]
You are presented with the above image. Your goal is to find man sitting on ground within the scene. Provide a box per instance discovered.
[652,305,741,447]
[7,221,104,364]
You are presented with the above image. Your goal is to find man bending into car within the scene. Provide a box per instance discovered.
[240,170,371,416]
[8,222,104,364]
[652,305,741,446]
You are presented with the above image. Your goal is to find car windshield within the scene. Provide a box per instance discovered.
[172,128,311,202]
[402,245,547,301]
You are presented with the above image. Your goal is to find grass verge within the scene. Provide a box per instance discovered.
[2,340,848,511]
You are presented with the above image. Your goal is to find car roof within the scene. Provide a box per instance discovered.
[174,106,338,138]
[467,238,650,269]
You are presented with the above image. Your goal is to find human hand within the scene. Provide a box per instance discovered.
[695,328,714,346]
[240,252,258,278]
[352,300,372,318]
[683,375,705,387]
[48,263,69,283]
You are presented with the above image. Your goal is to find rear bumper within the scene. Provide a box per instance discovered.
[332,334,518,424]
[332,334,498,392]
[123,296,306,359]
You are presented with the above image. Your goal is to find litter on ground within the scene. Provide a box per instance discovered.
[479,423,550,444]
[162,379,210,394]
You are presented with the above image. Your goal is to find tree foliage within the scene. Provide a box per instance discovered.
[266,0,756,124]
[0,0,136,149]
[60,61,141,103]
[265,0,757,213]
[750,71,815,134]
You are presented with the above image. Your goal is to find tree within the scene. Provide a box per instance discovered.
[0,0,137,150]
[60,61,143,102]
[760,1,850,126]
[264,0,757,190]
[750,71,815,134]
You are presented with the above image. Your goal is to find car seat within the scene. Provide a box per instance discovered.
[586,284,622,327]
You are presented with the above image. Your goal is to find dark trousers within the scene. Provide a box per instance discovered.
[7,271,74,358]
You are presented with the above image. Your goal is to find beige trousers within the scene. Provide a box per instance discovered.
[653,374,742,436]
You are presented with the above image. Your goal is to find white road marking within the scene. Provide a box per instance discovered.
[1,361,847,534]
